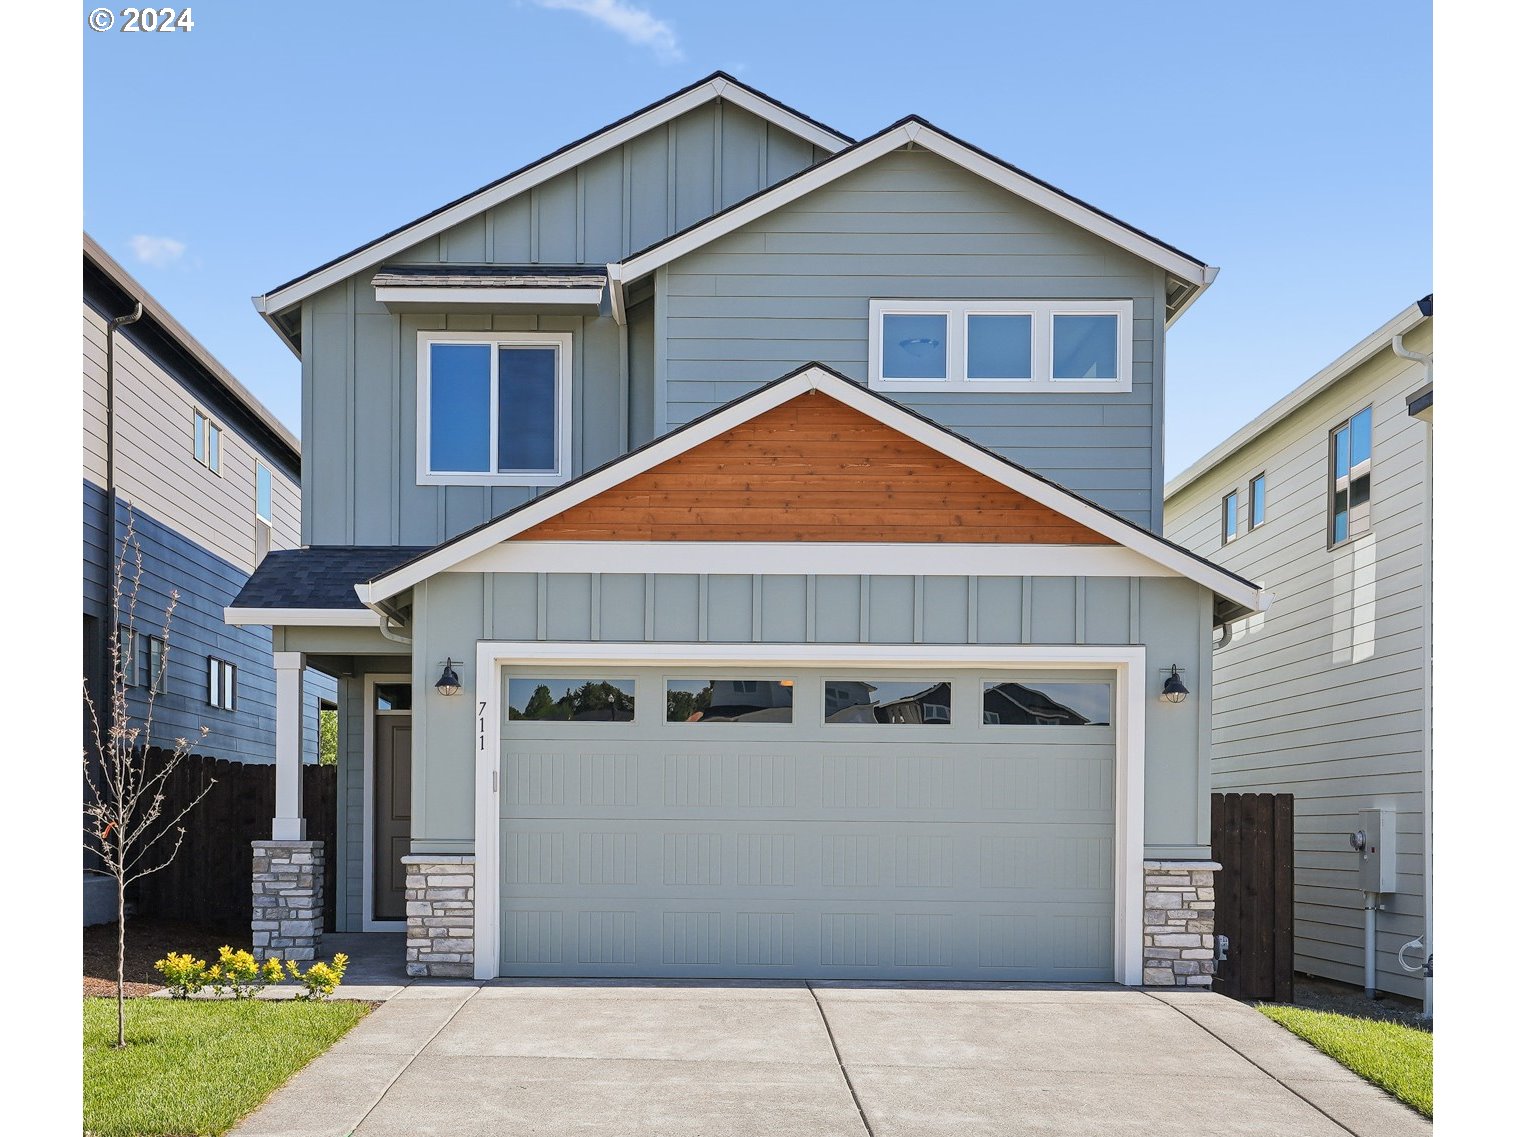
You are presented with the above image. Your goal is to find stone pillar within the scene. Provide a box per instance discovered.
[1142,860,1219,987]
[252,840,324,962]
[403,855,475,978]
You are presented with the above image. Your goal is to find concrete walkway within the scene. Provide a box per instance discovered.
[231,981,1430,1137]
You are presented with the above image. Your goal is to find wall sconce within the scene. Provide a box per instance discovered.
[435,658,462,697]
[1160,665,1189,704]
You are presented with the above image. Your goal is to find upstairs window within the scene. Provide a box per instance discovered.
[255,463,273,524]
[869,300,1132,392]
[1330,406,1373,545]
[1222,491,1239,543]
[1249,472,1266,529]
[193,410,221,474]
[418,331,572,486]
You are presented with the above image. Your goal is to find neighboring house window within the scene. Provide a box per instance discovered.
[143,635,166,693]
[208,658,236,711]
[193,410,222,474]
[1330,406,1373,545]
[417,331,573,486]
[1222,491,1239,543]
[868,299,1133,392]
[254,462,274,564]
[1249,472,1266,529]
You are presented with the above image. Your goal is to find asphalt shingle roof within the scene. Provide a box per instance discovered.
[231,546,430,610]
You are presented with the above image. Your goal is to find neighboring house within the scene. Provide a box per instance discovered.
[228,73,1268,986]
[83,234,337,921]
[1165,298,1433,1006]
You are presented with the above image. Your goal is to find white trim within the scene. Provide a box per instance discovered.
[362,367,1268,614]
[416,330,574,487]
[374,285,604,310]
[867,299,1134,393]
[223,607,381,627]
[254,75,849,319]
[272,651,306,841]
[450,541,1177,578]
[471,641,1147,984]
[612,121,1212,302]
[362,673,412,933]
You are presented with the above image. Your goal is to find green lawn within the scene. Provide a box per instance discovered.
[84,998,369,1137]
[1258,1004,1432,1118]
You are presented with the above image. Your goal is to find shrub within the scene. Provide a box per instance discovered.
[285,953,349,1000]
[205,946,283,999]
[153,952,209,999]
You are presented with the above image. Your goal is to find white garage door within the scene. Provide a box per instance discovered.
[498,667,1115,980]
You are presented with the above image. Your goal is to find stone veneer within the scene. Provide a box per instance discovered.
[404,855,475,978]
[251,840,323,962]
[1142,860,1219,986]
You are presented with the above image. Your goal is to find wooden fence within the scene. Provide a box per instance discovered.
[131,750,337,933]
[1210,791,1295,1003]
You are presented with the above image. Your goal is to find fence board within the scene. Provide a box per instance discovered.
[1211,791,1295,1003]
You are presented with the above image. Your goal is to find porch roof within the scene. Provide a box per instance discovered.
[228,546,429,615]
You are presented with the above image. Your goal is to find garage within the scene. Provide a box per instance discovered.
[492,666,1119,981]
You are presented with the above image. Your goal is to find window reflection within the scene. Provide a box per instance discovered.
[375,683,412,712]
[982,682,1111,726]
[508,678,635,721]
[824,680,952,725]
[666,679,794,723]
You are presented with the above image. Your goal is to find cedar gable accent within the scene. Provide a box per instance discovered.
[518,391,1114,544]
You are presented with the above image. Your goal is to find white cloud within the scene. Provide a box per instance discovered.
[533,0,682,63]
[128,235,187,268]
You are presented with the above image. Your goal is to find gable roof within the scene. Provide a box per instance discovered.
[252,72,851,341]
[607,117,1218,326]
[356,363,1267,617]
[1165,296,1432,500]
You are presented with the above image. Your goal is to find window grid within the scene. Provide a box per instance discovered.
[1329,407,1373,546]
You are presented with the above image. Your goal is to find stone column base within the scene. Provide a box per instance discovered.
[252,840,324,962]
[1143,860,1218,987]
[404,855,475,978]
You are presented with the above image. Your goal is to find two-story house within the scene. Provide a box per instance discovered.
[228,74,1268,985]
[84,234,336,922]
[1165,299,1433,1009]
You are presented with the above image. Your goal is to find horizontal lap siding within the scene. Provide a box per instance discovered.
[1163,324,1432,998]
[662,148,1166,529]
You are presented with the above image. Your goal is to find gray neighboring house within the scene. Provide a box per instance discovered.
[1165,298,1433,1007]
[83,234,337,923]
[227,73,1271,985]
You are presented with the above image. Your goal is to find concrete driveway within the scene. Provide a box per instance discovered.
[232,981,1429,1137]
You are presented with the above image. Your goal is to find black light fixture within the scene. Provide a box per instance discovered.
[435,658,462,697]
[1160,665,1189,704]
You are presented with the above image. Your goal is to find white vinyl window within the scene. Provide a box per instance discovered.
[417,330,573,486]
[868,299,1133,392]
[208,657,236,711]
[193,410,222,474]
[255,463,273,524]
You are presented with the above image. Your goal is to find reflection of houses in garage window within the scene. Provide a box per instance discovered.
[666,679,794,723]
[982,681,1111,726]
[824,679,951,725]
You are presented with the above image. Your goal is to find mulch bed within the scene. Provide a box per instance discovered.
[83,917,251,999]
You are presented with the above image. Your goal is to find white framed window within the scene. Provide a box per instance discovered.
[417,330,573,487]
[255,463,273,524]
[1329,406,1372,546]
[193,410,222,474]
[1249,472,1266,530]
[208,657,236,711]
[868,299,1133,392]
[1222,491,1239,544]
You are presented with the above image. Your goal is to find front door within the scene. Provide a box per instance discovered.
[373,711,413,921]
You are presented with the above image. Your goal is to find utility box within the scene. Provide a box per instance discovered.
[1357,807,1398,894]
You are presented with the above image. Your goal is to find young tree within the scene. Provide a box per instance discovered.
[83,512,212,1048]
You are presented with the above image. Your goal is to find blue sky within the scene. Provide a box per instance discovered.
[83,0,1430,474]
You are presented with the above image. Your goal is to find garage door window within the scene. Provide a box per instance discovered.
[983,681,1111,726]
[824,679,952,725]
[666,678,794,723]
[507,678,636,722]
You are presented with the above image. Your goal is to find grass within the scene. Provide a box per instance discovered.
[1258,1004,1432,1118]
[84,997,369,1137]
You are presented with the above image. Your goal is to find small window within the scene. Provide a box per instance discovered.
[983,681,1111,726]
[880,313,949,379]
[824,679,952,725]
[1330,407,1372,545]
[208,657,235,710]
[1249,473,1266,529]
[146,636,166,693]
[193,410,222,474]
[666,679,793,724]
[255,463,273,523]
[1051,314,1119,381]
[966,314,1033,380]
[507,678,636,722]
[208,423,221,473]
[374,683,412,712]
[193,412,206,463]
[1222,491,1239,543]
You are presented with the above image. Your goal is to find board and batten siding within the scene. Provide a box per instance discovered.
[298,101,825,547]
[1164,321,1431,999]
[659,148,1170,530]
[402,571,1214,867]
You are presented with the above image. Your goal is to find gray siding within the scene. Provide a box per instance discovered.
[299,102,825,546]
[660,148,1169,529]
[1165,321,1432,999]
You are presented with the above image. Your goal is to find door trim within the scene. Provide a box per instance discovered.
[472,641,1147,984]
[363,672,411,932]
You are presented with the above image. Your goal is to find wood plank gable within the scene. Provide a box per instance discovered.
[519,391,1115,544]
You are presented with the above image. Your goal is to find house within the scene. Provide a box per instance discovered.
[83,234,337,923]
[227,73,1268,984]
[1164,298,1433,1007]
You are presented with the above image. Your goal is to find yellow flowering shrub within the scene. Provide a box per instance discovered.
[153,952,209,999]
[206,945,284,998]
[285,952,349,1000]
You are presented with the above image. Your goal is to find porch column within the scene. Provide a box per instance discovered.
[272,650,306,840]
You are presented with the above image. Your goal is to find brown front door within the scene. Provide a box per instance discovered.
[373,714,412,921]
